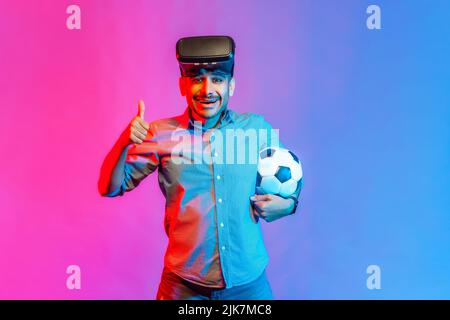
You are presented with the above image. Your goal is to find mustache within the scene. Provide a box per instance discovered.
[194,94,220,102]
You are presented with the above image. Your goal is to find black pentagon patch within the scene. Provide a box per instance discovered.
[275,166,291,183]
[260,148,276,159]
[289,150,299,163]
[256,172,263,186]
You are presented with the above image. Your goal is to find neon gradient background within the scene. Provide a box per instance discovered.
[0,0,449,299]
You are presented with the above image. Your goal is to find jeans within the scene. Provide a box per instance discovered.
[156,267,273,300]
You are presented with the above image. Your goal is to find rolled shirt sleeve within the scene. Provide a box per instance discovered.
[258,115,303,214]
[116,122,160,196]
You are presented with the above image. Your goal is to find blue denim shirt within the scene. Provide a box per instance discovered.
[105,107,300,289]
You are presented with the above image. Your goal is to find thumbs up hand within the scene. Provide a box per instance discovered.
[138,99,145,119]
[125,100,150,145]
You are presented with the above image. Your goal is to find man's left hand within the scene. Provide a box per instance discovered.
[250,194,295,223]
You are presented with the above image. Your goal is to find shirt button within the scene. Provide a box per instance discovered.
[210,134,215,142]
[218,198,222,203]
[221,246,226,251]
[216,175,221,180]
[220,222,224,228]
[214,152,219,157]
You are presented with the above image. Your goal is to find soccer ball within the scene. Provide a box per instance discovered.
[256,147,303,197]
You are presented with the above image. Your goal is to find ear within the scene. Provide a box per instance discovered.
[229,77,235,97]
[179,76,187,96]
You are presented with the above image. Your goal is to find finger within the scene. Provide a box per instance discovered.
[254,208,267,221]
[252,203,262,215]
[136,116,150,131]
[132,120,148,136]
[252,201,266,212]
[132,136,143,144]
[250,206,259,223]
[138,100,145,119]
[250,194,272,202]
[253,207,261,218]
[131,127,146,141]
[250,194,266,202]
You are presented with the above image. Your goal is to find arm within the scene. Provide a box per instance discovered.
[98,100,157,197]
[250,115,303,221]
[98,132,133,197]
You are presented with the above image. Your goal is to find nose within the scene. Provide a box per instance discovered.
[201,77,214,96]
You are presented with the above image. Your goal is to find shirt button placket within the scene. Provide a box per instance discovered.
[211,130,229,286]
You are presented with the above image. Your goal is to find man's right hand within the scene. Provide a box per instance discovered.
[124,100,150,145]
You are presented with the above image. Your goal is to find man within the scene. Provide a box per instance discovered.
[98,36,301,300]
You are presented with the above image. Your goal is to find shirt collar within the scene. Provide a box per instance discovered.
[177,106,236,131]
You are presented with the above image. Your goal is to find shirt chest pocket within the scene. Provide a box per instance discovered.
[219,162,258,196]
[160,154,213,192]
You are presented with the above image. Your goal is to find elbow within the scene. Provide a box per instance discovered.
[99,187,122,197]
[98,180,121,198]
[97,178,108,197]
[98,185,111,197]
[98,188,110,197]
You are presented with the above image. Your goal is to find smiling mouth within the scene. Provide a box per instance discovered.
[196,99,219,105]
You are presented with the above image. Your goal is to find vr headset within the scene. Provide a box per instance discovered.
[176,35,236,77]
